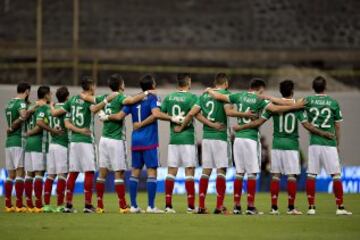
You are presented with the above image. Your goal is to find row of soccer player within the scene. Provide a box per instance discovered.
[4,73,351,215]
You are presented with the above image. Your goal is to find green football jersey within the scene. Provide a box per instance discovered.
[161,91,198,144]
[197,89,231,141]
[95,93,127,140]
[62,95,94,143]
[305,95,342,146]
[5,98,27,148]
[229,91,269,141]
[25,104,50,153]
[49,103,69,148]
[262,107,307,150]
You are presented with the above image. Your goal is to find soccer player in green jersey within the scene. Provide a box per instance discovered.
[50,76,119,213]
[176,73,253,214]
[233,80,334,215]
[43,87,70,213]
[4,82,32,212]
[141,73,221,213]
[304,77,352,215]
[80,74,150,214]
[208,78,304,215]
[24,86,63,213]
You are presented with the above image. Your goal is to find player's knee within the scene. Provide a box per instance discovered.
[166,174,176,181]
[217,173,226,179]
[96,177,106,183]
[272,175,280,181]
[307,173,317,179]
[248,174,257,180]
[287,175,296,182]
[235,174,244,180]
[8,170,16,179]
[332,174,342,181]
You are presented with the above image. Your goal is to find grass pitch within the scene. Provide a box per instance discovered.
[0,193,359,240]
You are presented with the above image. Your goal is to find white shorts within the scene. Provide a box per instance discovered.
[271,149,300,175]
[167,144,197,168]
[5,147,24,170]
[68,142,96,172]
[307,145,341,175]
[233,138,261,174]
[99,137,127,171]
[202,139,229,169]
[25,152,46,172]
[47,144,68,175]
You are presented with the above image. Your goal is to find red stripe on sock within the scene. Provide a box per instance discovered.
[96,181,105,209]
[233,178,242,207]
[84,172,94,205]
[287,180,297,207]
[185,179,195,209]
[199,177,209,209]
[115,183,127,209]
[333,180,343,206]
[306,178,316,206]
[165,178,174,207]
[56,178,66,206]
[66,172,78,205]
[15,180,24,208]
[44,178,53,205]
[25,179,34,208]
[247,179,256,208]
[34,178,43,208]
[4,180,13,208]
[270,179,280,207]
[216,176,226,209]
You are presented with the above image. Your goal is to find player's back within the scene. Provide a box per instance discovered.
[199,89,230,141]
[124,94,159,150]
[230,91,269,140]
[49,102,69,147]
[65,95,94,143]
[161,91,198,144]
[25,104,50,152]
[5,98,27,147]
[97,93,126,140]
[305,94,342,146]
[263,108,306,150]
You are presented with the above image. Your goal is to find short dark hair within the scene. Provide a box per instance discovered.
[214,73,228,86]
[17,82,31,93]
[279,80,294,98]
[312,76,326,93]
[140,74,155,91]
[108,73,124,91]
[56,86,69,103]
[177,73,191,87]
[37,85,50,99]
[249,78,266,90]
[81,76,94,91]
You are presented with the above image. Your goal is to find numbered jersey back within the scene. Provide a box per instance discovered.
[198,89,230,141]
[49,103,69,147]
[63,95,94,143]
[305,95,343,146]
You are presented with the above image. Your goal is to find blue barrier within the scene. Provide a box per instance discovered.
[1,167,359,196]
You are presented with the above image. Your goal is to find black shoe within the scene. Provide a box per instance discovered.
[83,204,96,213]
[213,206,228,215]
[63,203,77,213]
[197,207,209,214]
[233,205,242,215]
[246,207,264,215]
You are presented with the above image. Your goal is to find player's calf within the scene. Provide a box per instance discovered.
[306,174,317,215]
[269,174,280,214]
[164,173,176,211]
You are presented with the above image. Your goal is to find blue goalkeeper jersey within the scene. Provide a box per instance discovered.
[122,94,160,151]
